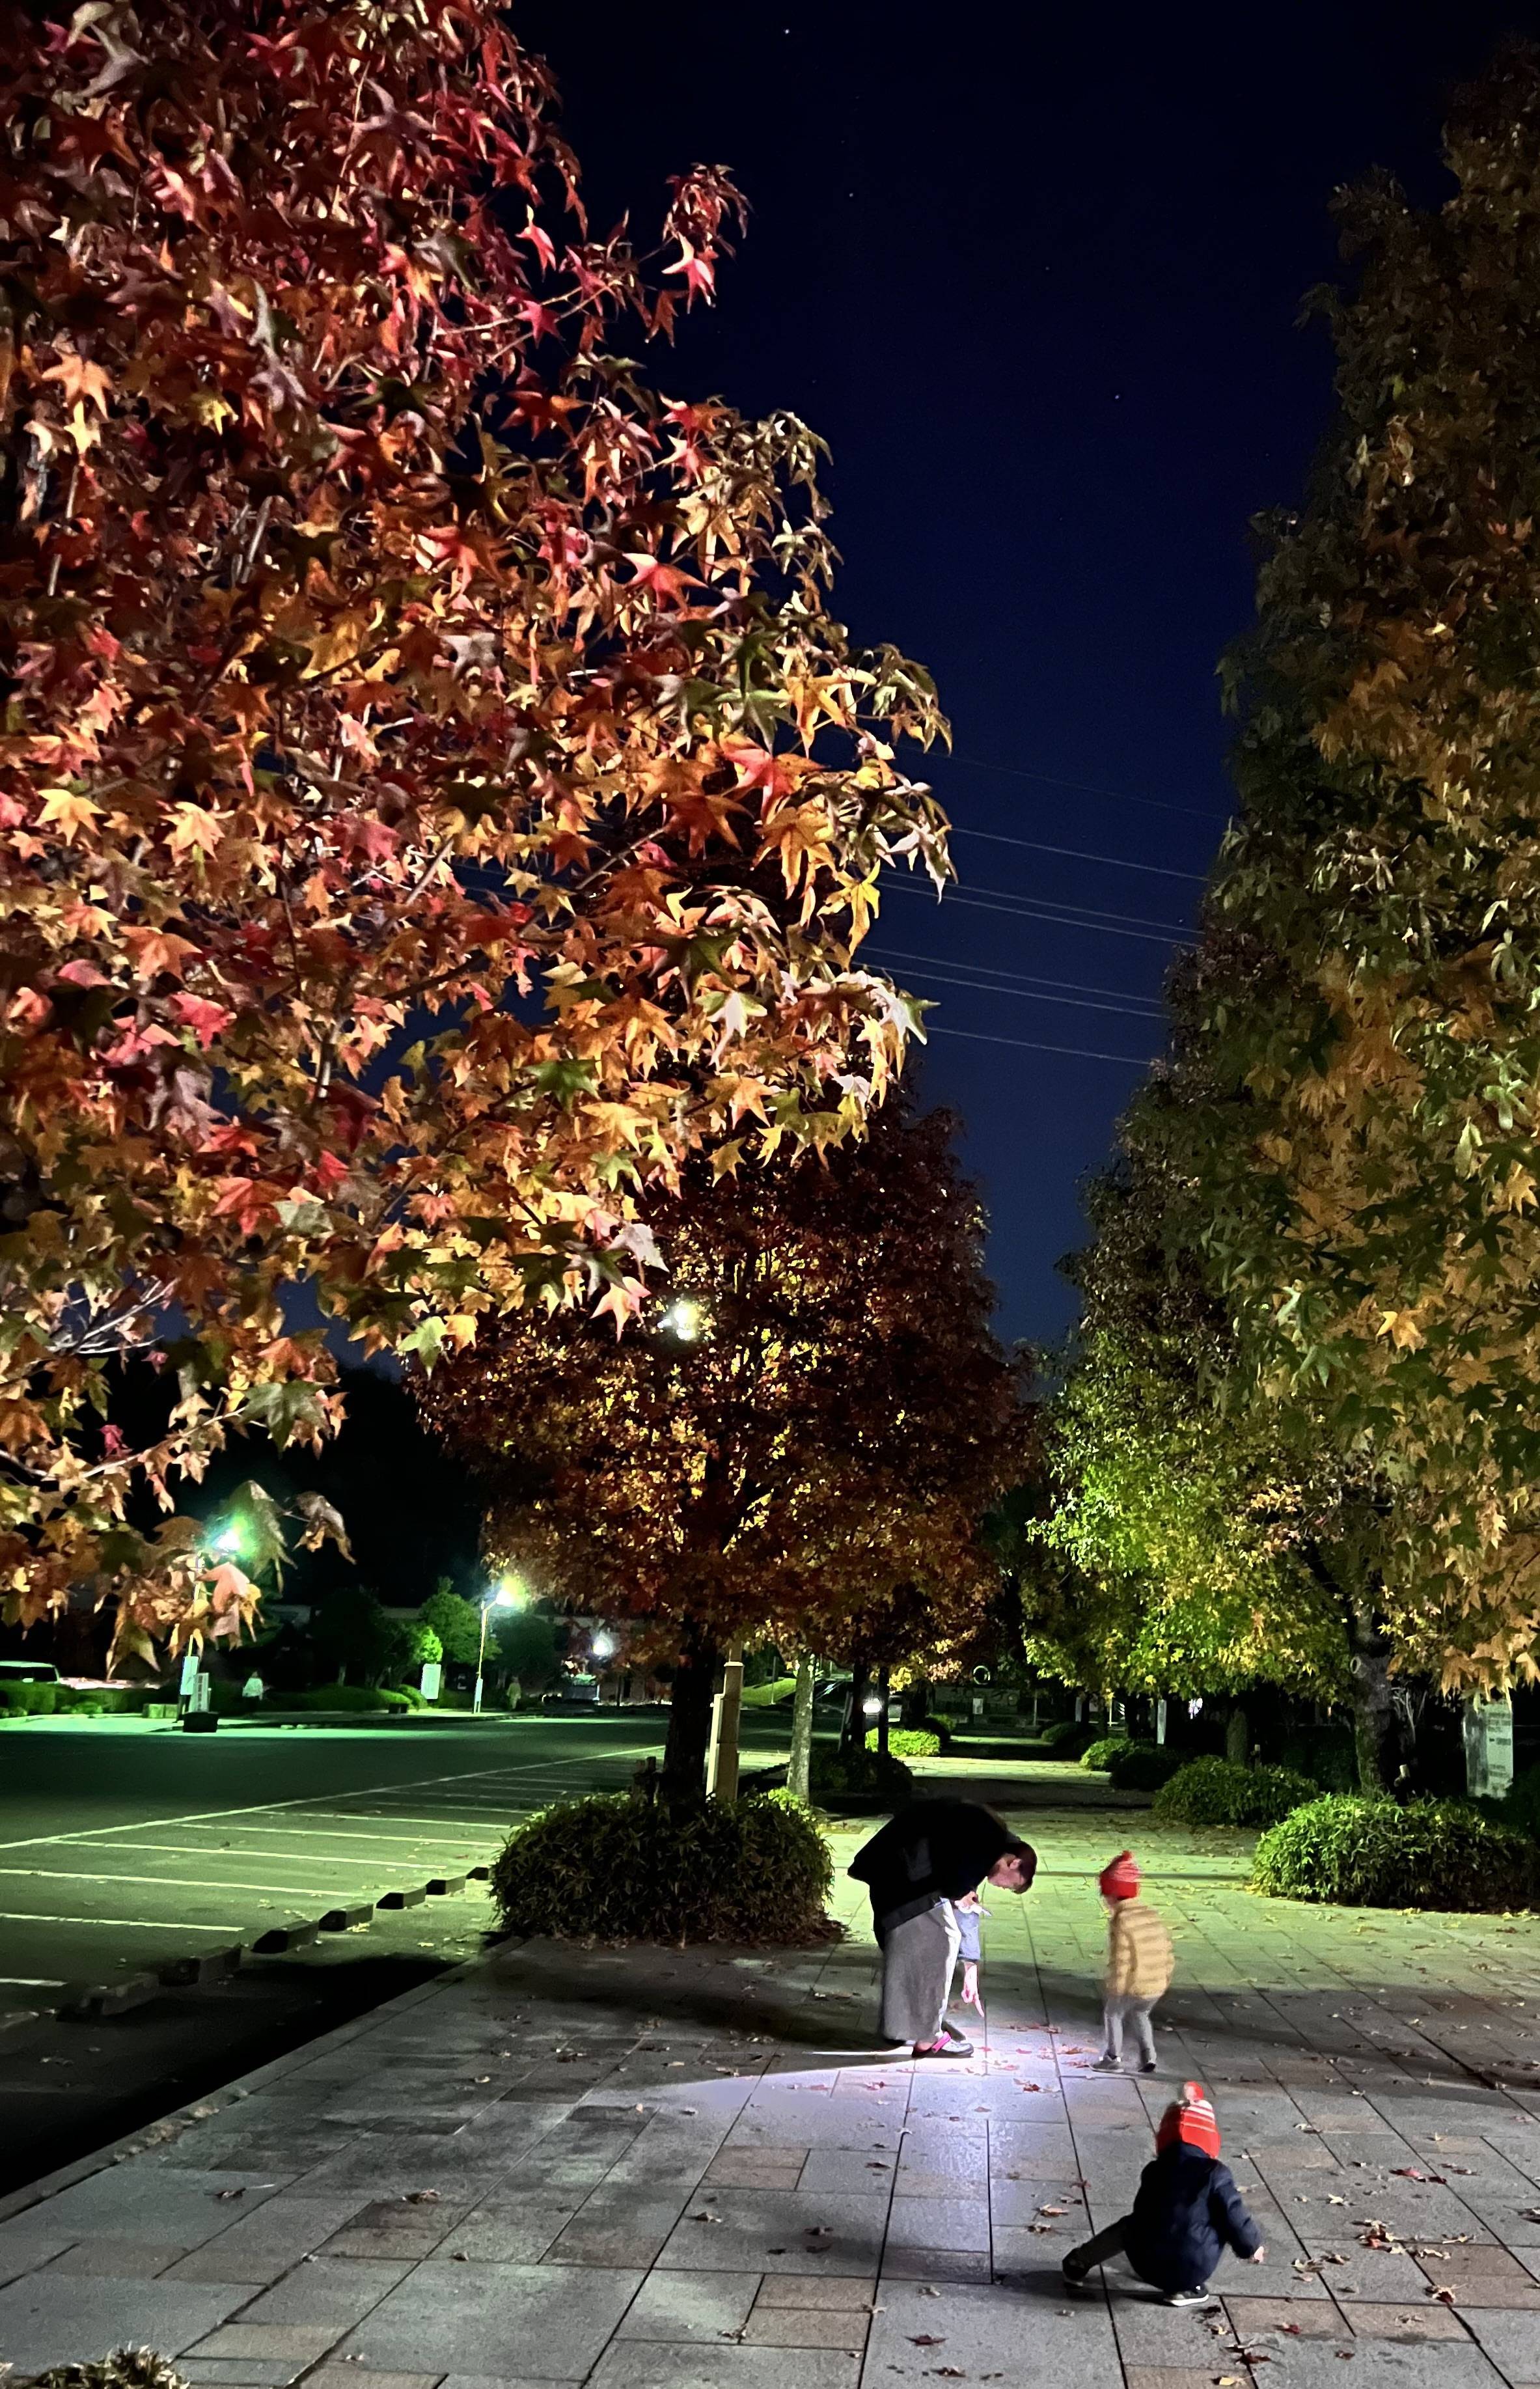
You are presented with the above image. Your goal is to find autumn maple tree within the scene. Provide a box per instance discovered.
[421,1101,1025,1789]
[0,1,950,1659]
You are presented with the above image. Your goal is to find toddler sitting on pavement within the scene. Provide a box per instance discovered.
[1062,2081,1265,2305]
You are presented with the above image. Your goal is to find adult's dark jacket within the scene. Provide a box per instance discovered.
[847,1799,1032,1940]
[1125,2144,1261,2293]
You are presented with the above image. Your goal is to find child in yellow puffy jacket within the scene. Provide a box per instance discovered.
[1093,1850,1172,2075]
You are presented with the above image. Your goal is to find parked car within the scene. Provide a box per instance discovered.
[0,1659,59,1685]
[541,1674,601,1709]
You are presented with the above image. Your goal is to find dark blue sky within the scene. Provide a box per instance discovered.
[523,0,1530,1348]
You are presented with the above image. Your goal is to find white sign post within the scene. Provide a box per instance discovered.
[419,1661,443,1704]
[1463,1693,1515,1799]
[1155,1698,1168,1747]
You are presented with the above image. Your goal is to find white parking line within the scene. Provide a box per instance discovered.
[0,1911,247,1933]
[50,1839,444,1874]
[153,1821,495,1849]
[0,1743,655,1855]
[0,1976,66,1987]
[0,1867,409,1899]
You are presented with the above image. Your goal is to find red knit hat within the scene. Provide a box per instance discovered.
[1156,2081,1220,2161]
[1099,1850,1140,1901]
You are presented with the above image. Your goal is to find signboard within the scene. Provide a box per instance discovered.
[178,1651,200,1701]
[420,1661,443,1704]
[1155,1698,1168,1747]
[1463,1694,1514,1799]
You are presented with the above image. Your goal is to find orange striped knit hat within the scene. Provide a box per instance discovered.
[1156,2081,1220,2161]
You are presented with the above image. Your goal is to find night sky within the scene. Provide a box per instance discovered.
[522,0,1532,1350]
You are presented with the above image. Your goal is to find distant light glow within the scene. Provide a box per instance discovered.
[489,1575,525,1609]
[207,1520,248,1560]
[862,1696,884,1717]
[590,1631,616,1662]
[658,1296,707,1344]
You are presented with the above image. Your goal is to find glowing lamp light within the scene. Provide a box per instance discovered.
[590,1630,616,1662]
[207,1520,248,1560]
[862,1695,884,1717]
[490,1573,526,1608]
[658,1296,706,1344]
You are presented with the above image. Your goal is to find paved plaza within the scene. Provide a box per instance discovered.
[3,1802,1540,2389]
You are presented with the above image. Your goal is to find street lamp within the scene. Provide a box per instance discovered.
[474,1578,523,1717]
[658,1295,708,1344]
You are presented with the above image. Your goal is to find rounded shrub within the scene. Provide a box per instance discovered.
[0,1681,58,1716]
[1252,1794,1539,1911]
[293,1683,413,1713]
[1040,1717,1096,1758]
[1107,1742,1187,1793]
[811,1745,916,1802]
[1079,1733,1131,1771]
[491,1788,835,1944]
[867,1726,943,1758]
[1153,1755,1319,1829]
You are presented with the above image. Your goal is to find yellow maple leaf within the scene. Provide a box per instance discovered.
[166,802,222,859]
[37,786,101,844]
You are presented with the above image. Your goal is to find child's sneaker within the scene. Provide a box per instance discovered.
[1061,2256,1091,2289]
[1139,2058,1159,2075]
[1162,2286,1210,2307]
[1092,2054,1121,2072]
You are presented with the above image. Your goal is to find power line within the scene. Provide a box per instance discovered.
[948,753,1226,824]
[887,879,1189,946]
[926,1023,1156,1065]
[951,826,1207,884]
[881,961,1160,1023]
[866,942,1166,1012]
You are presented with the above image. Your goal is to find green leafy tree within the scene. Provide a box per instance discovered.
[420,1585,482,1668]
[492,1607,560,1692]
[1038,1146,1357,1735]
[1082,51,1540,1759]
[310,1586,407,1686]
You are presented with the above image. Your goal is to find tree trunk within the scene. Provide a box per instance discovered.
[840,1657,871,1760]
[1349,1611,1398,1792]
[900,1678,929,1729]
[788,1652,815,1802]
[1225,1705,1249,1765]
[875,1666,891,1756]
[663,1620,721,1797]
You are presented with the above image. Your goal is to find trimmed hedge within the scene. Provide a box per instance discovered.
[1079,1733,1131,1771]
[811,1745,916,1802]
[1040,1717,1096,1758]
[867,1726,943,1758]
[1252,1795,1539,1911]
[0,1681,58,1715]
[1107,1741,1187,1793]
[491,1788,835,1943]
[1153,1755,1319,1829]
[290,1684,418,1712]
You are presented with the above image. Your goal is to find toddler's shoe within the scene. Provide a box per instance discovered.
[1092,2054,1121,2072]
[1162,2287,1210,2308]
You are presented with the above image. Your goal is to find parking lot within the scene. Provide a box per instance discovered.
[0,1715,675,2007]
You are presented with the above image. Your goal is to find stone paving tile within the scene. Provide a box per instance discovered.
[436,2196,583,2262]
[0,2277,250,2373]
[654,2187,889,2275]
[176,2360,309,2387]
[614,2269,762,2340]
[587,2349,859,2389]
[230,2255,416,2330]
[740,2306,868,2349]
[38,2237,189,2278]
[334,2259,642,2379]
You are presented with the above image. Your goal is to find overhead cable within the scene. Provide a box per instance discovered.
[951,825,1206,883]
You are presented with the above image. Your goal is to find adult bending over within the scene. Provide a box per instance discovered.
[848,1798,1036,2057]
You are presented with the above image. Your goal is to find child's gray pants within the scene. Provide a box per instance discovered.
[1102,1993,1157,2065]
